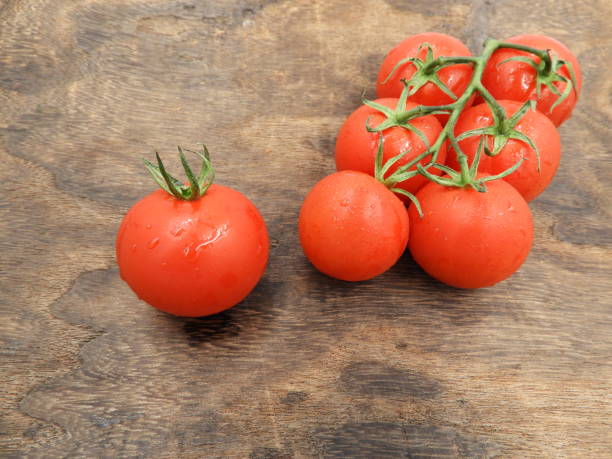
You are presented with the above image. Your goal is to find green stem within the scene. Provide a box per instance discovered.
[494,42,548,60]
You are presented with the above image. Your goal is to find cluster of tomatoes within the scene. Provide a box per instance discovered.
[116,32,581,318]
[299,32,581,288]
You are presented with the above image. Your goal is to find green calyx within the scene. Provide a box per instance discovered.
[455,98,542,170]
[381,43,476,104]
[363,97,438,149]
[144,145,215,201]
[416,136,523,193]
[373,133,423,217]
[496,44,579,113]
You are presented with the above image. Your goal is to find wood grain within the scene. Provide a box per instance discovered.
[1,0,611,457]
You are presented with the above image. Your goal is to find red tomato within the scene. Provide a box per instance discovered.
[299,171,409,281]
[116,185,269,317]
[335,98,446,197]
[376,33,474,123]
[408,178,533,288]
[482,34,582,126]
[448,100,561,202]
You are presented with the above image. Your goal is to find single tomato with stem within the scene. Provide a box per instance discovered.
[409,140,534,288]
[335,97,446,198]
[376,32,475,124]
[449,99,561,201]
[482,34,581,126]
[116,146,269,317]
[301,136,419,281]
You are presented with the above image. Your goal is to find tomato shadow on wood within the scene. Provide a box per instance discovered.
[164,275,282,348]
[297,247,502,329]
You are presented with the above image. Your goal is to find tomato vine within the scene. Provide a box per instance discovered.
[365,38,578,198]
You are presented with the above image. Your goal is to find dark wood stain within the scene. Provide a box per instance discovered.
[314,422,498,458]
[1,0,611,457]
[339,361,442,399]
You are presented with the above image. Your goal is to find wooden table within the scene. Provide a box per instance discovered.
[2,0,611,457]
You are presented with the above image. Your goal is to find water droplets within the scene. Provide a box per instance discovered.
[131,244,137,252]
[147,237,160,249]
[170,226,185,237]
[146,224,152,230]
[195,227,223,252]
[340,199,350,207]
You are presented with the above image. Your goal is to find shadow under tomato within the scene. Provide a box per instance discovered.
[298,246,503,329]
[164,276,279,348]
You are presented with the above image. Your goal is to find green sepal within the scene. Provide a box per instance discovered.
[155,152,184,199]
[432,163,460,179]
[144,145,216,201]
[362,99,395,118]
[390,187,423,217]
[479,157,523,183]
[508,130,541,171]
[178,146,199,199]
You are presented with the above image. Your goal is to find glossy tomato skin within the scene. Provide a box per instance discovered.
[299,171,409,281]
[448,100,561,202]
[408,179,533,288]
[116,185,269,317]
[482,34,582,126]
[335,98,446,197]
[376,33,474,123]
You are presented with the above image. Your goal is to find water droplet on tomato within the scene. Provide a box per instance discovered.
[131,244,137,252]
[183,246,191,256]
[147,238,160,249]
[171,226,185,237]
[161,261,167,267]
[146,224,152,230]
[195,226,225,252]
[340,199,350,207]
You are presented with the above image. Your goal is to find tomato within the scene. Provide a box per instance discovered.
[448,100,561,202]
[376,33,474,123]
[116,184,269,317]
[408,178,533,288]
[299,171,409,281]
[335,98,446,198]
[482,34,582,126]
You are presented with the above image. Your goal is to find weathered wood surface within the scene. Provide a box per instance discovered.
[1,0,611,457]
